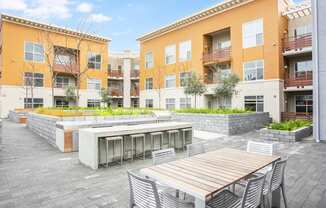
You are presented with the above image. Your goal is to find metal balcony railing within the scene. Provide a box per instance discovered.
[203,47,231,65]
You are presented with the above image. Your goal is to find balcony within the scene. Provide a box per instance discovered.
[281,112,312,121]
[108,88,123,97]
[108,70,123,79]
[283,33,312,54]
[131,70,139,79]
[53,63,80,74]
[203,47,231,65]
[284,71,312,88]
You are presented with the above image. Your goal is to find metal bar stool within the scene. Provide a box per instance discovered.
[181,128,192,151]
[131,134,146,160]
[105,136,124,167]
[150,132,163,152]
[167,130,179,149]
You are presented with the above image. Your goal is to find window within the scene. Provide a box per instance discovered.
[132,99,139,108]
[145,99,153,108]
[295,24,312,36]
[24,42,44,62]
[180,72,191,87]
[88,53,101,69]
[179,40,192,61]
[24,72,44,87]
[242,19,264,48]
[24,98,43,109]
[145,78,153,90]
[180,98,191,109]
[165,74,176,88]
[118,65,122,70]
[165,98,175,110]
[145,52,154,69]
[87,79,101,90]
[165,44,176,64]
[55,99,69,108]
[296,95,313,113]
[244,96,264,112]
[295,60,312,73]
[243,60,264,81]
[55,76,70,88]
[87,99,101,108]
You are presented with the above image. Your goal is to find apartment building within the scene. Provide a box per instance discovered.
[108,51,140,108]
[0,14,109,117]
[138,0,313,122]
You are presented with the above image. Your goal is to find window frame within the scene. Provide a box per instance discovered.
[180,97,191,109]
[145,99,154,108]
[165,98,176,110]
[24,72,44,87]
[243,60,264,81]
[87,52,102,70]
[87,99,101,108]
[145,77,153,90]
[244,95,264,112]
[24,42,44,63]
[145,52,154,69]
[180,72,192,87]
[242,18,264,49]
[24,98,44,109]
[165,44,176,65]
[179,40,192,62]
[165,74,176,88]
[295,95,313,113]
[87,78,101,90]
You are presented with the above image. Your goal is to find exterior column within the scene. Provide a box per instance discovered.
[123,58,131,108]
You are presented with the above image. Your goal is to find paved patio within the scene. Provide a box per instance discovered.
[0,120,325,208]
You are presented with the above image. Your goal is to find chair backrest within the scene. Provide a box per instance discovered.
[152,148,176,165]
[127,171,161,208]
[241,174,266,208]
[247,141,277,156]
[187,142,205,157]
[269,159,287,192]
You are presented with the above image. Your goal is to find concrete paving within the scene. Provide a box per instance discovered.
[0,120,326,208]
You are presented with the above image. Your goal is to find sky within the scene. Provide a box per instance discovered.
[0,0,304,53]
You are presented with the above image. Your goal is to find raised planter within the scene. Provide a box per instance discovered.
[172,112,271,135]
[259,125,313,142]
[9,109,31,123]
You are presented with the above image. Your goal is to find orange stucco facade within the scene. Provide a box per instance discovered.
[139,0,289,91]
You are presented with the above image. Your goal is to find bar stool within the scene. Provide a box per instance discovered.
[130,134,146,160]
[167,130,179,149]
[181,128,192,151]
[150,132,163,151]
[105,136,123,167]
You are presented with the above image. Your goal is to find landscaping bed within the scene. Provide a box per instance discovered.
[173,108,271,135]
[260,120,312,142]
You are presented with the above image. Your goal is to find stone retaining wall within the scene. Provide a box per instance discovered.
[27,113,155,147]
[9,110,28,123]
[172,112,271,135]
[259,126,313,142]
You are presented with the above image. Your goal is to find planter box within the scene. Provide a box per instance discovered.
[259,125,313,142]
[172,112,271,135]
[9,110,29,124]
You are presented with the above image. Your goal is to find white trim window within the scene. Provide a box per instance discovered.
[24,72,44,87]
[88,53,101,70]
[145,99,154,108]
[55,76,70,88]
[179,40,192,62]
[244,96,264,112]
[165,74,176,88]
[165,98,175,110]
[295,24,312,36]
[145,52,154,69]
[180,98,191,109]
[242,19,264,48]
[180,72,192,87]
[24,42,44,62]
[145,77,153,90]
[165,44,176,65]
[87,78,101,90]
[243,60,264,81]
[24,98,44,109]
[87,99,101,108]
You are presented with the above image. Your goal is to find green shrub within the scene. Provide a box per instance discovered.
[174,108,252,114]
[268,119,312,131]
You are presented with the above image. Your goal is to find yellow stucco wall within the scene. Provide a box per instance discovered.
[0,21,109,89]
[139,0,288,91]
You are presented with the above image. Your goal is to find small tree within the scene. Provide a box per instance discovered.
[100,88,111,107]
[184,73,207,108]
[214,73,240,108]
[64,85,77,106]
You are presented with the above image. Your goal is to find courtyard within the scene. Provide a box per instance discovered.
[0,120,325,207]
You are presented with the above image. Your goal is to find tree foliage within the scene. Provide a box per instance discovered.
[65,85,77,103]
[100,88,111,107]
[214,73,240,98]
[184,73,206,108]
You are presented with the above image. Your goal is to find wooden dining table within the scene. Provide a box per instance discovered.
[140,148,281,208]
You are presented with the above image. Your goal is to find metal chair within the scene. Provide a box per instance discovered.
[104,136,123,166]
[186,142,205,157]
[167,130,179,149]
[206,174,266,208]
[150,132,164,151]
[262,159,288,208]
[127,171,194,208]
[181,128,192,150]
[152,148,176,165]
[131,134,146,160]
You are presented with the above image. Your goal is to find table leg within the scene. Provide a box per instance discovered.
[272,187,281,208]
[195,198,205,208]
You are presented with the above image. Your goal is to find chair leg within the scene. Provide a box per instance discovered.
[106,140,109,167]
[120,139,123,165]
[143,137,146,160]
[131,137,134,161]
[281,184,288,208]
